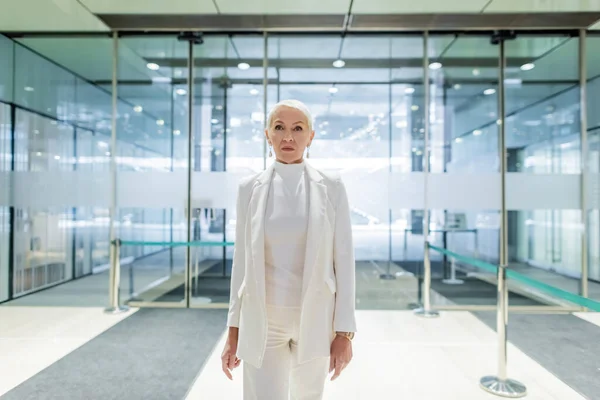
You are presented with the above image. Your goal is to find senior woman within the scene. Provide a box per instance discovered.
[221,99,357,399]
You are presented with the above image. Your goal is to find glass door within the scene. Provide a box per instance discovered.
[188,35,266,307]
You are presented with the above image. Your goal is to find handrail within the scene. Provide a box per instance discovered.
[428,243,600,312]
[112,240,234,247]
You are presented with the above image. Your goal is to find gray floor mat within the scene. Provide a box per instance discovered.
[1,308,227,400]
[475,312,600,400]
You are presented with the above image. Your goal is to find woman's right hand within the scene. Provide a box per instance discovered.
[221,327,241,380]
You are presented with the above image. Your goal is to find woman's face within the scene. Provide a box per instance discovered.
[265,106,314,164]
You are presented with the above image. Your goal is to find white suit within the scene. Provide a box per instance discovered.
[227,162,357,396]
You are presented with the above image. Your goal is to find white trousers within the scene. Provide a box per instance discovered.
[243,305,329,400]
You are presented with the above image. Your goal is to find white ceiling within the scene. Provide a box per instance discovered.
[82,0,600,14]
[0,0,108,31]
[0,0,599,31]
[81,0,218,14]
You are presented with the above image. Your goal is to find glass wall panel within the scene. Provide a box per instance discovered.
[388,39,425,282]
[505,35,582,298]
[428,35,502,306]
[13,45,76,120]
[115,36,188,304]
[587,36,600,296]
[186,35,265,305]
[0,35,13,103]
[13,110,74,295]
[268,35,422,309]
[0,102,10,302]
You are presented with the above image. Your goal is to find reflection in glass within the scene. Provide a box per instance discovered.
[0,103,10,301]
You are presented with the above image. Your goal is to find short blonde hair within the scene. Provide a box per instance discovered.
[267,99,313,132]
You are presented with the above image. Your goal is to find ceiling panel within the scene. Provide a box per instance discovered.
[352,0,489,14]
[485,0,600,12]
[0,0,107,31]
[215,0,351,14]
[81,0,217,14]
[16,38,164,81]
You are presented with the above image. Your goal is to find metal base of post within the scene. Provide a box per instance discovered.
[104,305,130,314]
[480,376,527,398]
[379,273,396,280]
[414,307,440,318]
[442,278,464,284]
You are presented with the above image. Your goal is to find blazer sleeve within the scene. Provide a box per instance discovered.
[333,178,357,333]
[227,182,248,327]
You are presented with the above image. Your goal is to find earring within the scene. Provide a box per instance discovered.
[306,146,310,159]
[268,145,272,158]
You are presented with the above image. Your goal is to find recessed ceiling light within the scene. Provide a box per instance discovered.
[156,119,165,126]
[24,86,34,92]
[97,141,108,148]
[453,84,461,90]
[134,106,143,113]
[36,152,42,156]
[176,88,187,96]
[216,105,223,110]
[429,62,442,70]
[173,130,181,136]
[329,87,338,94]
[455,137,463,143]
[34,130,39,135]
[54,155,61,160]
[237,62,250,70]
[333,59,345,68]
[396,121,408,128]
[484,88,496,95]
[520,63,535,71]
[105,151,111,156]
[250,88,259,95]
[211,119,219,124]
[473,130,482,136]
[146,63,160,71]
[411,105,419,111]
[472,69,480,76]
[152,77,171,84]
[404,87,415,94]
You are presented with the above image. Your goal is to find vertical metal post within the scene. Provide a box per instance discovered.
[263,31,268,170]
[579,29,589,300]
[480,37,526,398]
[185,40,194,308]
[381,62,395,280]
[8,104,15,300]
[222,84,228,277]
[105,31,128,314]
[169,82,175,275]
[415,31,439,318]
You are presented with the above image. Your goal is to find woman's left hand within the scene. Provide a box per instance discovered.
[329,335,353,381]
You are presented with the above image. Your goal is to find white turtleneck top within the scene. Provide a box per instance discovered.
[264,160,309,307]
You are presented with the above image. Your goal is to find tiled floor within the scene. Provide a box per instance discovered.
[0,306,135,396]
[186,311,586,400]
[574,311,600,327]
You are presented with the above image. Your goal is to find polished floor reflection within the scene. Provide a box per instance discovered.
[187,311,586,400]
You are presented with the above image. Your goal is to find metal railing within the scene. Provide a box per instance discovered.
[104,239,234,313]
[419,241,600,398]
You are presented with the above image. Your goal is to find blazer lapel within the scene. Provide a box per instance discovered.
[249,164,274,303]
[301,163,327,300]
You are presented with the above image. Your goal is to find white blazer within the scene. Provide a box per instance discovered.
[227,162,357,368]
